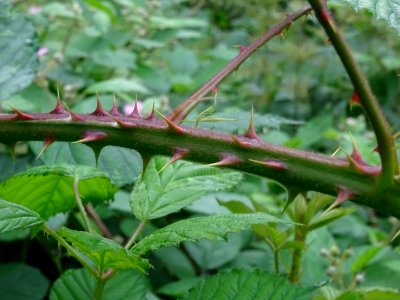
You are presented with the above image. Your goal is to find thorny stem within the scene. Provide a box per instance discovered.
[42,223,97,277]
[73,175,93,233]
[168,5,312,123]
[308,0,399,190]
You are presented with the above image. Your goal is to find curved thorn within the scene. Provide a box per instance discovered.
[156,109,185,134]
[8,105,35,120]
[158,148,189,174]
[36,136,55,160]
[249,159,287,170]
[73,131,107,144]
[207,154,241,167]
[104,111,135,128]
[323,188,355,215]
[347,133,381,176]
[229,133,251,148]
[64,103,85,121]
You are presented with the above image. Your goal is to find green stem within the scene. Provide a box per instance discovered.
[93,277,107,300]
[91,220,147,300]
[274,250,280,274]
[308,0,399,189]
[167,5,312,123]
[125,221,146,250]
[288,226,307,284]
[74,175,93,233]
[42,223,97,277]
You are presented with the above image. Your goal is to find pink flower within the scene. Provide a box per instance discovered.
[28,6,42,15]
[37,47,48,57]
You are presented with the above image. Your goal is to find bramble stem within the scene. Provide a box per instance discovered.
[168,5,312,123]
[308,0,399,189]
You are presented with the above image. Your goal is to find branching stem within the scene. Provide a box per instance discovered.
[308,0,399,190]
[168,5,312,123]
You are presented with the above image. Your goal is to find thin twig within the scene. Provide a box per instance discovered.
[167,5,312,123]
[125,221,146,250]
[308,0,399,189]
[85,203,113,239]
[73,175,93,233]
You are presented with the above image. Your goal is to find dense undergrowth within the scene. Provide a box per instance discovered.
[0,0,400,299]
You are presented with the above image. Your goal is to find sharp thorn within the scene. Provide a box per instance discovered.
[207,154,241,167]
[323,188,355,215]
[347,133,381,176]
[64,103,85,121]
[249,159,287,170]
[129,101,141,118]
[243,105,260,141]
[50,86,66,114]
[109,95,122,116]
[91,93,107,116]
[36,136,55,160]
[104,111,135,128]
[145,102,157,121]
[158,148,189,174]
[73,131,107,144]
[156,109,185,134]
[229,133,251,148]
[9,105,35,120]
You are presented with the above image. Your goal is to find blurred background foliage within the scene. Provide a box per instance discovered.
[1,0,400,298]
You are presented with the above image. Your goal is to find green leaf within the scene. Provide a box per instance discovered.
[92,49,136,69]
[132,213,289,255]
[0,263,49,300]
[31,143,143,187]
[30,142,95,166]
[130,157,242,220]
[309,207,356,231]
[0,165,117,220]
[340,0,400,35]
[0,2,39,99]
[351,246,383,274]
[98,146,143,187]
[57,227,149,273]
[184,269,314,300]
[184,233,245,270]
[158,278,200,298]
[336,288,400,300]
[85,77,149,94]
[50,268,149,300]
[0,199,43,233]
[154,247,196,279]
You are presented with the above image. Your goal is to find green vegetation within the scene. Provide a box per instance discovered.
[0,0,399,299]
